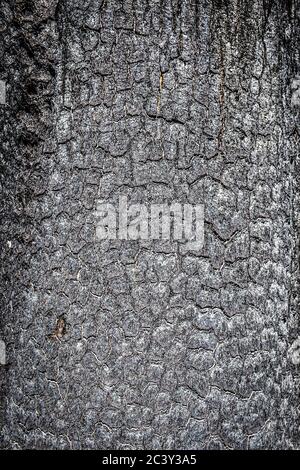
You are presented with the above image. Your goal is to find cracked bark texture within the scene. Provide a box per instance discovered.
[0,0,299,450]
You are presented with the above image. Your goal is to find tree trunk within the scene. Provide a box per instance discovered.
[0,0,299,449]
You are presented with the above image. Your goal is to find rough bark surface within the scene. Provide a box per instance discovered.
[0,0,299,449]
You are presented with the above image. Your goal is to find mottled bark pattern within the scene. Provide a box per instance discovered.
[0,0,299,449]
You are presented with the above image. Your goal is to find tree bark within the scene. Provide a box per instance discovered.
[0,0,299,449]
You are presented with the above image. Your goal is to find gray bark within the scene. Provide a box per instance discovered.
[0,0,299,449]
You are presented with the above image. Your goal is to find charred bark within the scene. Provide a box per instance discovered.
[0,0,299,449]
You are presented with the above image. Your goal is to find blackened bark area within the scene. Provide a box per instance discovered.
[0,0,299,449]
